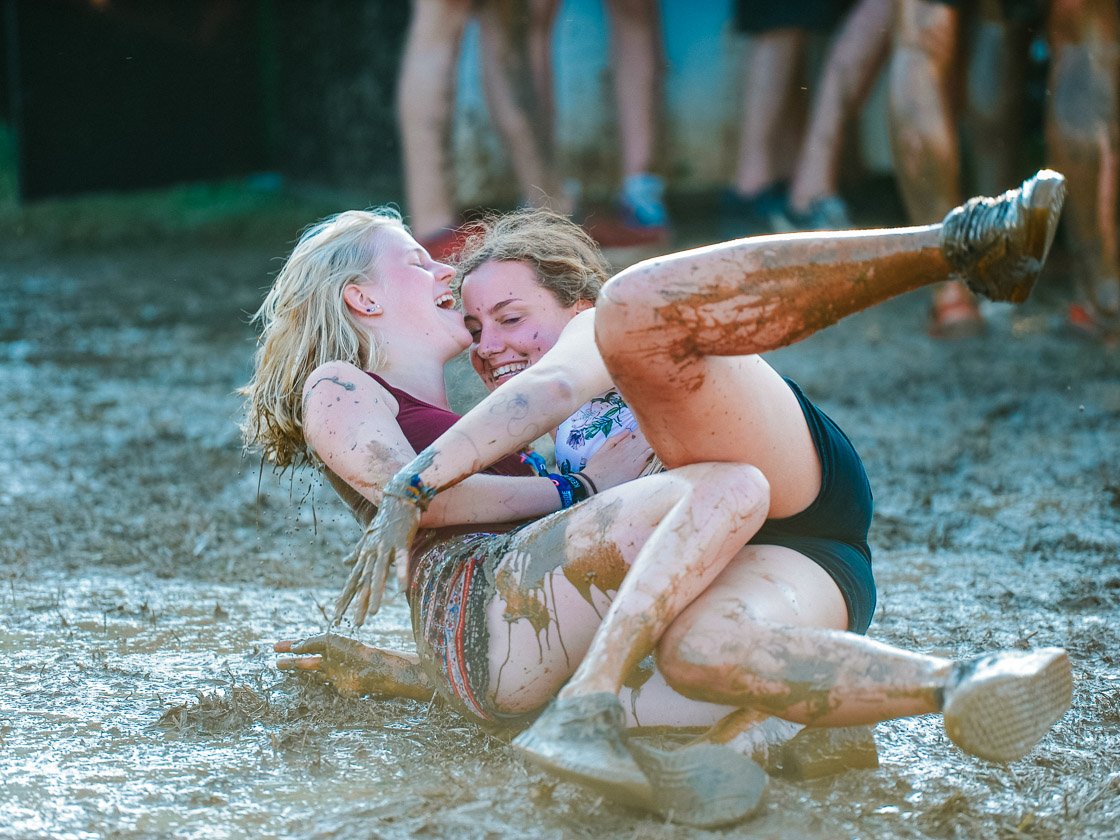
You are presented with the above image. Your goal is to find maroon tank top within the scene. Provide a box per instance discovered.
[367,373,531,477]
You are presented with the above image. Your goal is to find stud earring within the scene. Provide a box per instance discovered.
[366,304,381,315]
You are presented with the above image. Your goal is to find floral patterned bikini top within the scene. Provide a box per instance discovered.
[553,388,638,474]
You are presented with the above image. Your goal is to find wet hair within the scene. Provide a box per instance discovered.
[240,207,403,468]
[454,207,610,306]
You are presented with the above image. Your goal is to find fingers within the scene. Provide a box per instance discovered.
[274,639,295,653]
[276,654,323,671]
[333,550,367,624]
[365,547,393,618]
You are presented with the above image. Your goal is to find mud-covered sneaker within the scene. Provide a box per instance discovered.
[513,693,766,827]
[513,693,654,810]
[942,647,1072,763]
[940,169,1067,304]
[629,740,767,827]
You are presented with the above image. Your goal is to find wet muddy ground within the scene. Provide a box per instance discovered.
[2,208,1119,839]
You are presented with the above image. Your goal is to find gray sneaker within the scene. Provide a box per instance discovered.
[942,647,1072,762]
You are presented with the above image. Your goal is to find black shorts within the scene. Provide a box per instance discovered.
[750,379,877,634]
[735,0,854,34]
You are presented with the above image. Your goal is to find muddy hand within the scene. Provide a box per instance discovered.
[275,634,361,696]
[332,493,422,627]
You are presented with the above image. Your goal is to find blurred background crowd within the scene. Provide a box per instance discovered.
[2,0,1117,341]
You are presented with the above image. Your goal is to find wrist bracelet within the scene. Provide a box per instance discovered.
[548,472,587,508]
[572,471,598,495]
[520,449,550,477]
[385,473,438,511]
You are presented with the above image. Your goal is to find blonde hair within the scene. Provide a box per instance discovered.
[240,208,403,468]
[454,208,610,305]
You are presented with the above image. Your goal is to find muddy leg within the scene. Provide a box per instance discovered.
[658,602,1071,762]
[1045,0,1120,330]
[477,0,568,211]
[889,0,983,336]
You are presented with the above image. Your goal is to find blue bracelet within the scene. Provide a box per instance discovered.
[520,449,550,477]
[548,472,587,508]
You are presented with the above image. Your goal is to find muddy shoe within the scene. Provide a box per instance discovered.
[512,693,655,811]
[940,169,1067,304]
[629,740,767,828]
[942,647,1072,763]
[776,726,880,780]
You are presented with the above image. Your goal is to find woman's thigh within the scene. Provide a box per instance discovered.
[656,543,850,695]
[481,463,766,713]
[621,354,822,518]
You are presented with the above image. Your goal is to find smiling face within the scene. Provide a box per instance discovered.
[351,224,472,360]
[460,260,592,390]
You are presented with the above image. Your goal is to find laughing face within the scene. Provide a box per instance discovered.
[459,260,592,391]
[365,224,472,358]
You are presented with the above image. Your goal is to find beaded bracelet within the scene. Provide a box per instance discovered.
[385,473,438,511]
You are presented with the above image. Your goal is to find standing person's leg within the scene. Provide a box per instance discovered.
[963,0,1028,198]
[786,0,895,229]
[397,0,472,252]
[477,0,570,212]
[605,0,669,230]
[724,27,808,237]
[889,0,984,337]
[1045,0,1120,336]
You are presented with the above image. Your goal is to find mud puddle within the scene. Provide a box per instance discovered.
[1,237,1118,838]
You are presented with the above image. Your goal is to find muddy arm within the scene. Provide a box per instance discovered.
[304,361,569,529]
[400,309,612,495]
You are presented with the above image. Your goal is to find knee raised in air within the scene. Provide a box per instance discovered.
[595,260,670,360]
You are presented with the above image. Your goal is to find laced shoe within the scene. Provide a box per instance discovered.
[940,169,1067,304]
[942,647,1072,763]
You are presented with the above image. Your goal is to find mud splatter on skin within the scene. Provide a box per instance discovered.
[493,564,552,640]
[560,543,627,614]
[601,239,945,399]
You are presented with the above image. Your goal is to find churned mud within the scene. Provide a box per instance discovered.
[1,213,1118,839]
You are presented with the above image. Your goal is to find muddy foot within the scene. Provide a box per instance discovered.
[940,169,1067,304]
[513,693,767,827]
[943,647,1072,762]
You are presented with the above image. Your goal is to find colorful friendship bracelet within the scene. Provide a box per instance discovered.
[385,473,438,511]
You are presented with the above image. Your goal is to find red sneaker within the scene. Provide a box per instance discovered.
[928,280,986,340]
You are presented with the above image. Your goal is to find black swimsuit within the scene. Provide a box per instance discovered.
[751,378,876,633]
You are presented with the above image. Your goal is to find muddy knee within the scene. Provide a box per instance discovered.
[657,620,773,705]
[687,463,771,522]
